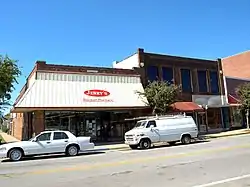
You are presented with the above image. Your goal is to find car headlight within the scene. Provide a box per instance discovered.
[0,147,6,151]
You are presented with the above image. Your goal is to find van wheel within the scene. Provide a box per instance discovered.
[168,141,177,146]
[129,145,138,149]
[139,139,151,149]
[181,135,191,144]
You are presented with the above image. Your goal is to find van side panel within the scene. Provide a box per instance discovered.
[155,117,198,142]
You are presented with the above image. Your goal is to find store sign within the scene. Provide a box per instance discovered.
[83,89,113,102]
[84,89,110,97]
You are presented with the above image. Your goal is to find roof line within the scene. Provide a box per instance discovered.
[222,50,250,60]
[144,52,217,63]
[114,52,137,64]
[225,75,250,82]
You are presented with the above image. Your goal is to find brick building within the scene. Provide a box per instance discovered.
[113,48,229,132]
[11,61,149,141]
[221,50,250,128]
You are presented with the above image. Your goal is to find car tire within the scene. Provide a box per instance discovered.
[129,145,138,149]
[66,145,79,156]
[9,148,23,161]
[181,135,191,144]
[139,139,151,149]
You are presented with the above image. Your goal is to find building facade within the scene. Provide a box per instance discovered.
[221,50,250,129]
[11,61,149,141]
[113,48,228,132]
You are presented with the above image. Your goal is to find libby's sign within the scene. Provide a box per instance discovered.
[84,89,110,97]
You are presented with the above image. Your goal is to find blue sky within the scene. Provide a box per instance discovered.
[0,0,250,110]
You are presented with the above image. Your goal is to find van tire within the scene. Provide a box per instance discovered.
[129,145,138,149]
[139,139,151,149]
[181,134,191,144]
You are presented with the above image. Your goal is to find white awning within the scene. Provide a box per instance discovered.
[14,79,147,110]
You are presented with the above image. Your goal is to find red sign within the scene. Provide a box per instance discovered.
[84,89,110,97]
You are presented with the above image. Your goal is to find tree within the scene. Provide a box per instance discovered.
[0,55,21,114]
[236,83,250,129]
[137,81,181,115]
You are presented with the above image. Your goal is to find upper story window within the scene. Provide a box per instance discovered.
[210,71,219,94]
[162,67,174,84]
[147,66,159,82]
[197,70,208,92]
[180,69,192,92]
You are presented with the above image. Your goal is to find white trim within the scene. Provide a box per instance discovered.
[193,173,250,187]
[225,75,250,82]
[223,76,229,104]
[221,50,250,60]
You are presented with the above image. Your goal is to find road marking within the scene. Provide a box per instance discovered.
[2,144,250,177]
[193,174,250,187]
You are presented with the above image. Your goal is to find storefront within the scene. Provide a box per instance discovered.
[11,62,148,141]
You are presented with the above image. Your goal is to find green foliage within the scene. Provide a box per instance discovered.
[137,81,181,115]
[0,55,21,112]
[236,83,250,110]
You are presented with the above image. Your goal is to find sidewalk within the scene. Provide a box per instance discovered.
[95,129,250,151]
[0,132,20,144]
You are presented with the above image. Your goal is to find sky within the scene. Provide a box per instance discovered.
[0,0,250,112]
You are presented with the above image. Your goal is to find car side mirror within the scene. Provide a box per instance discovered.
[150,125,155,129]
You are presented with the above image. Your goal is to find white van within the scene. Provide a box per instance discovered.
[124,115,198,149]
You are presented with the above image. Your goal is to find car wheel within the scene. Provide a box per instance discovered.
[129,145,138,149]
[66,145,79,156]
[9,148,23,161]
[139,139,151,149]
[181,135,191,144]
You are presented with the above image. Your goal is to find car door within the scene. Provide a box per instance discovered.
[35,132,53,154]
[50,132,69,153]
[146,120,160,143]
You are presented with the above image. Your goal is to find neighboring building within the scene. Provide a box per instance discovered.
[222,50,250,79]
[11,61,149,141]
[222,50,250,129]
[113,48,228,132]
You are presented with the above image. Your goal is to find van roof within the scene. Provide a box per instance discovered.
[137,115,191,122]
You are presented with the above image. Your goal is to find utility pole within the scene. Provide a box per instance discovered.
[246,109,249,129]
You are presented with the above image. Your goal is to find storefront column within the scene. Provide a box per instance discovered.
[32,110,45,136]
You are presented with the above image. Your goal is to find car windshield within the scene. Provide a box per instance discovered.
[134,121,147,128]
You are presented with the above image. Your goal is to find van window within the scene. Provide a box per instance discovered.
[146,120,157,128]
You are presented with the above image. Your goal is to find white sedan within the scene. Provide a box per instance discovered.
[0,130,95,161]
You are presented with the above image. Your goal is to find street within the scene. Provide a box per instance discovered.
[1,134,250,187]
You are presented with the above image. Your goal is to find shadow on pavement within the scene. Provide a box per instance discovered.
[151,140,210,149]
[1,151,105,163]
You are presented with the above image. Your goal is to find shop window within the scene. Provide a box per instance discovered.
[162,67,174,84]
[181,69,192,92]
[147,66,159,82]
[207,108,222,130]
[210,71,219,94]
[197,70,208,92]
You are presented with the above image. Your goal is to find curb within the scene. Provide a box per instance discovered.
[202,131,250,139]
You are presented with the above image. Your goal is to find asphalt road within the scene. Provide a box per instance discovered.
[1,135,250,187]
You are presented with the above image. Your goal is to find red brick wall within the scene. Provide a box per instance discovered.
[12,113,24,140]
[222,51,250,79]
[32,111,45,136]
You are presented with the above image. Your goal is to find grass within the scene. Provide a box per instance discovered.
[0,134,5,144]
